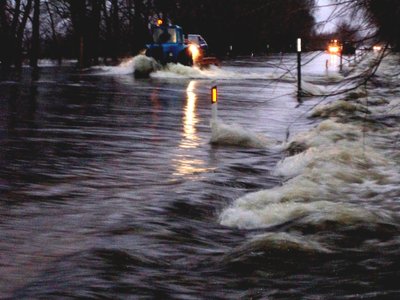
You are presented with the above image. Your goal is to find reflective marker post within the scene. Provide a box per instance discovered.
[297,38,302,97]
[211,86,218,121]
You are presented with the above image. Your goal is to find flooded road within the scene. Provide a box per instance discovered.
[1,53,400,299]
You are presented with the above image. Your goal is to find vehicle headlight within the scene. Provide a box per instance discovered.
[188,44,200,61]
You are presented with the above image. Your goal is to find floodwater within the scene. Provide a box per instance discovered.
[1,52,400,299]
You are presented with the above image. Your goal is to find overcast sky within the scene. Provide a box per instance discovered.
[314,0,337,32]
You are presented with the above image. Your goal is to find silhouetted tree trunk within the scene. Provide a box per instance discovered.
[132,0,149,54]
[111,0,120,62]
[30,0,40,68]
[15,0,33,68]
[0,1,11,67]
[1,0,33,68]
[69,0,89,68]
[91,0,102,64]
[44,1,62,64]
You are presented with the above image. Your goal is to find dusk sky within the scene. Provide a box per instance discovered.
[314,0,336,32]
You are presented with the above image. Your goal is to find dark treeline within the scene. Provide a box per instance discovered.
[328,0,400,51]
[361,0,400,50]
[161,0,316,55]
[1,0,399,69]
[0,0,316,68]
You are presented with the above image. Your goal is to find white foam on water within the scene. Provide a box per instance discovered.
[89,55,296,81]
[278,142,391,184]
[220,152,397,229]
[133,55,160,76]
[91,57,136,75]
[151,64,287,81]
[151,63,207,79]
[325,72,344,81]
[220,119,397,230]
[301,80,325,96]
[210,119,270,148]
[288,119,362,149]
[311,100,369,118]
[89,55,160,76]
[201,66,294,81]
[274,147,319,177]
[220,192,390,230]
[219,53,400,255]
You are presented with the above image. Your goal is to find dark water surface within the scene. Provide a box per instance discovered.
[1,54,400,299]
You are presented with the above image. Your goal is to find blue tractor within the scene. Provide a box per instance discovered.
[145,21,193,66]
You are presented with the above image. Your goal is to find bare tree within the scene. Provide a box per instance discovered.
[30,0,41,68]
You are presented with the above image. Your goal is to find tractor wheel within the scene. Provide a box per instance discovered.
[178,51,193,67]
[146,47,164,64]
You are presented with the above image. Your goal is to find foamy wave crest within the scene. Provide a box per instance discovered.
[220,192,388,230]
[152,64,294,81]
[90,58,135,75]
[220,158,395,230]
[152,63,207,79]
[325,72,344,82]
[249,232,333,253]
[210,120,269,148]
[201,66,294,81]
[221,128,396,230]
[288,119,362,149]
[274,147,318,177]
[277,143,391,184]
[311,100,370,118]
[225,232,334,255]
[89,55,159,76]
[301,81,325,96]
[133,55,160,77]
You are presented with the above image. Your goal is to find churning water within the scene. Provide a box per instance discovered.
[1,51,400,299]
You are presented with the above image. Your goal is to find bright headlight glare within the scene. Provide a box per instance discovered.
[189,44,200,61]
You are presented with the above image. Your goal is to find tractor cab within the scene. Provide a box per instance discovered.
[145,20,193,66]
[152,26,183,44]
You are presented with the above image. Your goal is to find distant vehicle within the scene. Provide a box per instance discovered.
[327,39,356,55]
[327,39,341,54]
[186,33,220,68]
[342,41,356,55]
[187,34,209,53]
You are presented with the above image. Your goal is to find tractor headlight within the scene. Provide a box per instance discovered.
[188,44,200,61]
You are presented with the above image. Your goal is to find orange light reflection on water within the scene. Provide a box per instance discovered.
[181,80,199,149]
[330,54,338,67]
[172,80,210,177]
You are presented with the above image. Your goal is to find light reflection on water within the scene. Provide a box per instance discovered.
[173,80,211,177]
[182,80,199,149]
[329,53,339,69]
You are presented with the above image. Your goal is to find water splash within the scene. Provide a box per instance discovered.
[133,55,160,78]
[151,63,207,79]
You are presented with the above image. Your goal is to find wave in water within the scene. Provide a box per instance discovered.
[311,100,370,118]
[210,119,271,148]
[220,53,400,252]
[91,55,298,81]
